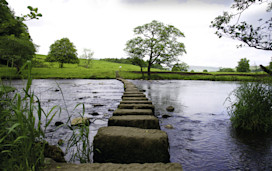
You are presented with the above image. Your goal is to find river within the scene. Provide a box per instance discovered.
[4,79,272,170]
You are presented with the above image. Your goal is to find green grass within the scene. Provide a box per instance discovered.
[0,54,269,81]
[0,54,162,79]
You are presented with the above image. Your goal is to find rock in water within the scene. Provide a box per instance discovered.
[71,117,90,126]
[44,144,66,162]
[166,106,175,112]
[164,124,174,129]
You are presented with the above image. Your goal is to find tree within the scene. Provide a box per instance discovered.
[124,20,186,78]
[0,0,40,71]
[171,62,189,72]
[211,0,272,74]
[0,35,35,71]
[236,58,250,72]
[46,38,79,68]
[211,0,272,51]
[81,48,94,68]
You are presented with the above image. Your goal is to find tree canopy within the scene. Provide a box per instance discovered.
[236,58,250,72]
[0,0,41,71]
[172,62,189,72]
[211,0,272,51]
[124,20,186,78]
[46,38,79,68]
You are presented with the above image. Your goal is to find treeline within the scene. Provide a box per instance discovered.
[100,58,165,70]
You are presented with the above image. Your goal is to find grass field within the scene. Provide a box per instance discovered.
[0,54,269,81]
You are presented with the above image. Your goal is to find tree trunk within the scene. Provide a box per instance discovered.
[147,64,151,80]
[59,63,63,68]
[140,66,144,79]
[260,65,272,76]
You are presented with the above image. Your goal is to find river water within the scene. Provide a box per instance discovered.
[4,79,272,170]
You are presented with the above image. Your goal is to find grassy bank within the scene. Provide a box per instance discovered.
[119,71,269,81]
[0,55,162,79]
[0,54,269,81]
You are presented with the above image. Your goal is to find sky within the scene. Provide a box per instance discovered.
[6,0,272,68]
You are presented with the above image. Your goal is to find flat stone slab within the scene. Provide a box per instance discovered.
[113,109,153,116]
[122,97,148,101]
[122,94,146,98]
[118,104,154,112]
[120,101,153,104]
[108,115,160,129]
[124,92,142,94]
[93,126,170,163]
[43,163,183,171]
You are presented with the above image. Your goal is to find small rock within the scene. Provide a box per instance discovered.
[91,112,99,116]
[54,89,60,92]
[58,139,64,146]
[55,121,64,127]
[164,124,174,129]
[44,143,66,162]
[93,104,104,107]
[162,114,172,118]
[71,117,90,126]
[166,106,175,112]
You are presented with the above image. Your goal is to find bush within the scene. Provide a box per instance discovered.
[228,80,272,132]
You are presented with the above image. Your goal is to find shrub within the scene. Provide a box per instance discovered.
[228,80,272,132]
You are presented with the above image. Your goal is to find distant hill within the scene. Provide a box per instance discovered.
[189,66,220,72]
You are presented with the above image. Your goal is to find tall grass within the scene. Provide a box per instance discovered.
[0,61,59,170]
[0,61,95,170]
[227,79,272,132]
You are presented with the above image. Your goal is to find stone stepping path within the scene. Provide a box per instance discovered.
[93,78,182,170]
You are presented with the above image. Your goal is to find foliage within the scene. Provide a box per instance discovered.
[211,0,272,51]
[80,48,94,68]
[203,69,208,72]
[46,38,79,68]
[0,0,38,71]
[124,20,186,77]
[0,35,36,71]
[100,58,133,65]
[0,61,59,170]
[172,62,189,72]
[227,80,272,132]
[218,68,235,72]
[269,61,272,70]
[236,58,250,72]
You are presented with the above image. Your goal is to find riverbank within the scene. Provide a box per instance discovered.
[0,54,269,81]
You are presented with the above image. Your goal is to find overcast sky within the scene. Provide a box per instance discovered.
[6,0,272,68]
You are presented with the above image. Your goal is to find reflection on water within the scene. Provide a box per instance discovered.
[131,80,272,171]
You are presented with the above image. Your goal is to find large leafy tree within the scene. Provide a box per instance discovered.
[46,38,79,68]
[236,58,250,72]
[124,20,186,78]
[211,0,272,74]
[0,0,41,71]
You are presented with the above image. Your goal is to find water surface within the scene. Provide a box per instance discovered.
[131,80,272,171]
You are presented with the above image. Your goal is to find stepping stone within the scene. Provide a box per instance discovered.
[118,104,154,112]
[120,101,153,104]
[108,115,160,129]
[113,109,153,116]
[122,94,146,98]
[122,97,148,101]
[123,92,142,94]
[93,126,170,163]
